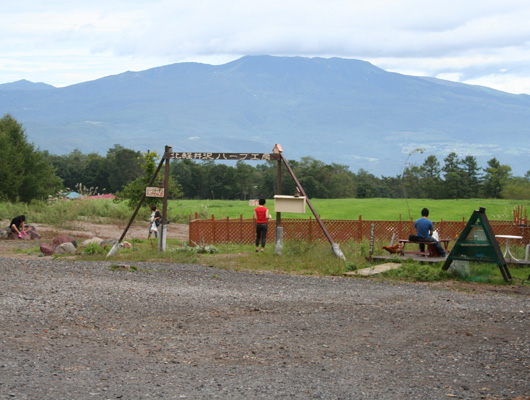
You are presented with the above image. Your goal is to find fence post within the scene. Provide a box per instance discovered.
[399,214,402,240]
[359,215,363,241]
[309,216,313,241]
[212,215,216,244]
[226,216,230,242]
[369,223,375,260]
[239,215,243,243]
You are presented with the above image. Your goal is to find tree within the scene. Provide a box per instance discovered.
[481,158,512,198]
[254,161,277,199]
[327,163,356,198]
[82,153,108,192]
[105,145,144,193]
[419,155,442,199]
[48,149,109,193]
[47,149,84,190]
[442,152,466,199]
[207,163,237,199]
[501,177,530,200]
[379,176,402,198]
[355,169,381,198]
[235,161,257,200]
[402,165,422,199]
[460,155,481,198]
[0,114,62,202]
[294,157,331,198]
[115,151,182,209]
[170,159,196,198]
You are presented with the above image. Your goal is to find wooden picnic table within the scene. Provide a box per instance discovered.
[398,238,451,257]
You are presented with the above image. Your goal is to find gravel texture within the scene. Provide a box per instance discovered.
[0,256,529,400]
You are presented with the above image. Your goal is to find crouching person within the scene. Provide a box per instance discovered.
[10,215,27,239]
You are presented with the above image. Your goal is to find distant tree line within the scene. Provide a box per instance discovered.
[46,145,144,194]
[169,155,530,200]
[2,114,529,202]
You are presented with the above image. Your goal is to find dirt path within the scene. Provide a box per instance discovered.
[0,220,189,259]
[30,220,189,241]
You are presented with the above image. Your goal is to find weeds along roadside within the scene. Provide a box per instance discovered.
[19,238,528,286]
[0,199,144,227]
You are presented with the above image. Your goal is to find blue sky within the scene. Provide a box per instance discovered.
[2,0,530,94]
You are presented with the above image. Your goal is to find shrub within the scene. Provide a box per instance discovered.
[82,242,105,255]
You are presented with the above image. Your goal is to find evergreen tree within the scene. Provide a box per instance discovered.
[419,155,442,198]
[0,114,62,202]
[442,152,466,199]
[481,158,512,198]
[402,165,422,199]
[460,155,481,198]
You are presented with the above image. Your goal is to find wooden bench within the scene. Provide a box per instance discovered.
[398,239,450,257]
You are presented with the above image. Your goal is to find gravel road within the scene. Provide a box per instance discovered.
[0,257,528,399]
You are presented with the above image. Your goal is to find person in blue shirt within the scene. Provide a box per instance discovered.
[414,208,446,257]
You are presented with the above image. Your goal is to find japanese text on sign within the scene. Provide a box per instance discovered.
[146,187,164,198]
[169,152,276,161]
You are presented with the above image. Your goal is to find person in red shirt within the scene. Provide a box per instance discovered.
[254,198,271,252]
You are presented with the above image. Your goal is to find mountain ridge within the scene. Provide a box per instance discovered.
[1,55,529,176]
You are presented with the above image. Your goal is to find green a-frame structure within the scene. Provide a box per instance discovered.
[442,207,512,282]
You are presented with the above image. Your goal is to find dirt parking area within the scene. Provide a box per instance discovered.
[0,223,529,399]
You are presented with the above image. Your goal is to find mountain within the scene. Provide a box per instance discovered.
[0,79,56,91]
[1,55,529,176]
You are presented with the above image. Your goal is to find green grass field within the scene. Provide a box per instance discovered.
[170,198,530,222]
[2,198,527,226]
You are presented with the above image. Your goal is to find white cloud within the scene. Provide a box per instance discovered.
[1,0,530,93]
[349,155,379,163]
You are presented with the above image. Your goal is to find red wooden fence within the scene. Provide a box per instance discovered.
[189,215,530,247]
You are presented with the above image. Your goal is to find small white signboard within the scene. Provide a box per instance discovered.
[146,187,164,198]
[274,195,306,213]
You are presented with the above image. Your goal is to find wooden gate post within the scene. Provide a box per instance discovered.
[274,144,284,255]
[159,145,171,252]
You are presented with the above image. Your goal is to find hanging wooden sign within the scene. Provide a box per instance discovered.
[168,152,279,161]
[146,187,164,198]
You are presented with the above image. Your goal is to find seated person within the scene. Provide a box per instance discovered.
[414,208,446,257]
[10,215,27,238]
